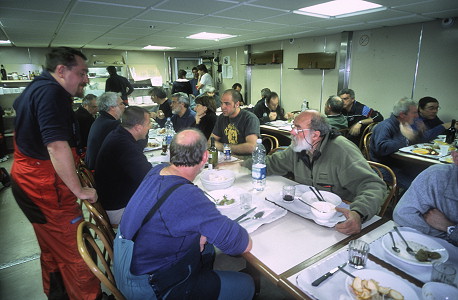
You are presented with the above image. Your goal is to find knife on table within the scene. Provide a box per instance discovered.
[311,262,347,287]
[234,207,257,222]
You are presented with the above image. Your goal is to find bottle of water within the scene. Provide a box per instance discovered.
[165,117,174,144]
[301,99,309,111]
[252,139,267,191]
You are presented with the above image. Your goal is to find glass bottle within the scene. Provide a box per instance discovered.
[208,137,218,169]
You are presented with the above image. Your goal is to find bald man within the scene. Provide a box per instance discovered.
[117,129,254,299]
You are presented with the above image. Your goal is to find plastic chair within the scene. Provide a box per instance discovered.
[367,161,398,218]
[261,134,279,154]
[77,221,126,300]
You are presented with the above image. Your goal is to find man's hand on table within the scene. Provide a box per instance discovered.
[216,161,243,172]
[423,209,453,232]
[334,207,362,235]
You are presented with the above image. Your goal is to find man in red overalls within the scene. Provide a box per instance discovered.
[11,47,101,299]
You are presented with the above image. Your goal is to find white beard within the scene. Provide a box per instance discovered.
[292,134,313,152]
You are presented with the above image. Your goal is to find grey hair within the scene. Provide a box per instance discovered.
[97,92,120,112]
[393,97,417,116]
[325,95,343,114]
[203,85,216,93]
[172,92,190,108]
[170,129,207,167]
[82,94,97,106]
[310,113,331,136]
[121,106,149,129]
[337,88,355,98]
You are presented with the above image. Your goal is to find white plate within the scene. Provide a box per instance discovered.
[439,155,453,163]
[301,190,342,206]
[399,144,441,159]
[381,230,449,266]
[345,269,419,300]
[207,187,244,209]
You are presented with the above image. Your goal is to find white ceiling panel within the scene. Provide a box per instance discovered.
[0,0,455,51]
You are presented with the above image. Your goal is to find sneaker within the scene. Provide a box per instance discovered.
[0,167,11,187]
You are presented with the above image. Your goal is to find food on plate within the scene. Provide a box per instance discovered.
[159,128,166,134]
[208,173,228,182]
[412,148,438,155]
[147,142,159,148]
[216,195,235,206]
[414,248,441,262]
[350,277,404,300]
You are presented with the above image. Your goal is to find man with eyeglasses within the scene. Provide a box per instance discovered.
[170,92,196,132]
[338,88,384,142]
[417,96,457,141]
[85,91,125,170]
[242,110,386,235]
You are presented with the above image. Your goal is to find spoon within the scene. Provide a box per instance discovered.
[394,226,416,256]
[389,231,400,253]
[240,211,264,223]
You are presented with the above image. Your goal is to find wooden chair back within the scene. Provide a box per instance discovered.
[367,161,398,218]
[77,221,125,300]
[261,134,279,154]
[358,122,377,150]
[363,132,372,160]
[268,146,288,155]
[82,199,116,243]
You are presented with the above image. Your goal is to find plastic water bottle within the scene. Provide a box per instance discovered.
[252,139,267,191]
[301,99,309,111]
[165,117,174,144]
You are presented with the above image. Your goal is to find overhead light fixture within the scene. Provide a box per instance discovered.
[293,0,385,19]
[187,32,236,41]
[0,40,12,45]
[142,45,176,50]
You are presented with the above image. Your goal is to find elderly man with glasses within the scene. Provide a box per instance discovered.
[242,110,386,235]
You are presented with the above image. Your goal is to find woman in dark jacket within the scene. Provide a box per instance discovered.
[192,95,217,140]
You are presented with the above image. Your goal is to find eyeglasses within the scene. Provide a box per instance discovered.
[291,124,312,135]
[424,106,440,111]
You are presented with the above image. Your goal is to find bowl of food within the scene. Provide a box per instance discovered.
[310,201,337,221]
[200,169,235,191]
[422,282,458,300]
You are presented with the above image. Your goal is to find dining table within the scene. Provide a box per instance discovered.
[144,130,458,299]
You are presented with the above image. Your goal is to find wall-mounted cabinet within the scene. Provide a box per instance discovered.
[246,50,283,65]
[291,52,337,70]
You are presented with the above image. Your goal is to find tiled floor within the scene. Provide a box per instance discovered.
[0,158,294,300]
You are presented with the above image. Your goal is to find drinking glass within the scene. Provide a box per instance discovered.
[240,193,252,210]
[348,240,370,269]
[431,262,456,286]
[282,185,295,202]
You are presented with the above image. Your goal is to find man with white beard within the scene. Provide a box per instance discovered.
[242,110,386,235]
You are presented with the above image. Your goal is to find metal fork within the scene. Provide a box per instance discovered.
[394,226,416,256]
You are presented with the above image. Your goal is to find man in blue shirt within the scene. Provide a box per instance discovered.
[170,92,196,132]
[119,128,254,299]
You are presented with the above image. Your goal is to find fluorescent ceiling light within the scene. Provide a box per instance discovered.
[187,32,236,41]
[142,45,176,50]
[294,0,385,19]
[0,40,12,45]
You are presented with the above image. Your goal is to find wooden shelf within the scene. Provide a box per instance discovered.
[294,52,336,70]
[246,50,283,65]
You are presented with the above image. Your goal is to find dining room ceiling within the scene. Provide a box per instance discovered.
[0,0,457,52]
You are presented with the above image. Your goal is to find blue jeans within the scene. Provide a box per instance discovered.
[215,271,255,300]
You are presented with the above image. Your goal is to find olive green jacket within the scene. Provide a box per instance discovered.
[243,134,387,221]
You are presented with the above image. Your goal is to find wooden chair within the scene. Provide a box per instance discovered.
[261,134,279,154]
[268,146,288,155]
[82,199,116,244]
[362,132,372,160]
[358,122,377,151]
[77,221,125,300]
[367,161,398,218]
[338,128,350,138]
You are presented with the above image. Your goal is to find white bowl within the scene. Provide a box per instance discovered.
[301,190,342,206]
[311,201,337,221]
[422,282,458,300]
[200,169,235,191]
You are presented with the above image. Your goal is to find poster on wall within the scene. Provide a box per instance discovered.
[223,56,230,65]
[222,65,233,79]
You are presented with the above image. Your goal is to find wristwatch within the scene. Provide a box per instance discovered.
[447,225,456,237]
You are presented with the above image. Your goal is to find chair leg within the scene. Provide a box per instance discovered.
[241,262,261,295]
